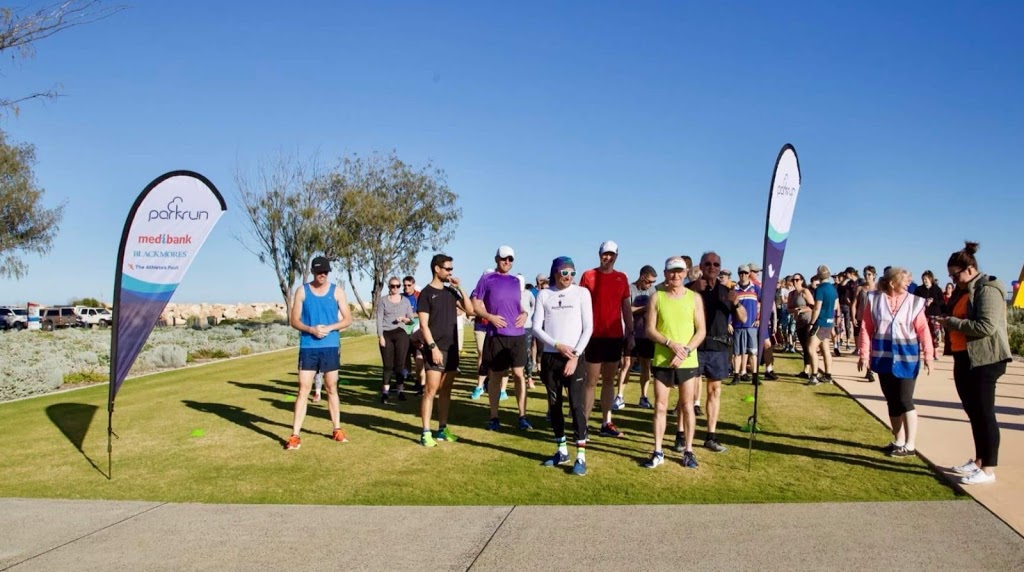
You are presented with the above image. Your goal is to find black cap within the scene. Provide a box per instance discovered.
[311,256,331,274]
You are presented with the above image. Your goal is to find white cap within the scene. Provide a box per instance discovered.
[599,240,618,255]
[496,245,515,259]
[664,256,687,271]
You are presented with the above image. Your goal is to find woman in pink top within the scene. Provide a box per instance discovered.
[857,267,933,457]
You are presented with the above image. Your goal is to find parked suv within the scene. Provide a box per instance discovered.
[0,307,28,330]
[75,306,112,327]
[40,307,83,330]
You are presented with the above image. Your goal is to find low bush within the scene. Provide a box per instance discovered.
[63,370,108,384]
[187,347,231,361]
[1009,324,1024,357]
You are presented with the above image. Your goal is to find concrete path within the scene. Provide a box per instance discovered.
[827,353,1024,534]
[2,498,1023,571]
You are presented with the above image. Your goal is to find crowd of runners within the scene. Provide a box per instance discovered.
[281,241,1012,485]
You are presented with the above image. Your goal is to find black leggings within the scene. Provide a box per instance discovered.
[878,373,916,416]
[380,329,410,389]
[541,353,588,443]
[952,351,1006,467]
[796,324,812,367]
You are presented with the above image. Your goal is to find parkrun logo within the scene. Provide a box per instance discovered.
[148,196,210,222]
[775,173,797,197]
[138,234,192,244]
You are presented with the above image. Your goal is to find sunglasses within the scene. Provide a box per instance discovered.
[794,278,803,282]
[739,271,749,275]
[498,256,514,263]
[442,266,453,271]
[559,269,577,277]
[403,283,413,288]
[389,284,401,289]
[703,262,721,267]
[315,271,329,276]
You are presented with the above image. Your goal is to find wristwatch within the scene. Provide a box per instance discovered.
[427,342,437,349]
[572,349,581,357]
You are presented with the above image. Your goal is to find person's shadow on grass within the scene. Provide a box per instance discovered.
[182,400,290,446]
[46,403,105,477]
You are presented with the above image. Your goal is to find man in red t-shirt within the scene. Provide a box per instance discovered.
[579,240,634,437]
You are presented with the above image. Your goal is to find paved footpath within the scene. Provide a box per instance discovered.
[828,352,1024,533]
[2,498,1023,571]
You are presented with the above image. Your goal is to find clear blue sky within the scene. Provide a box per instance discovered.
[2,0,1022,306]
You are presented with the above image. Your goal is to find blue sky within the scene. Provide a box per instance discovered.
[2,1,1022,306]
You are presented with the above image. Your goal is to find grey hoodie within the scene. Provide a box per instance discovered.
[945,273,1012,367]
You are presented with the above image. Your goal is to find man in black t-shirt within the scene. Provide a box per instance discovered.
[914,270,945,357]
[686,252,747,454]
[839,267,859,349]
[417,253,472,447]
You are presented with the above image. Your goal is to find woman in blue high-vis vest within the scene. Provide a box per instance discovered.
[857,267,933,458]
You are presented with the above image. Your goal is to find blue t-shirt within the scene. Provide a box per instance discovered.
[731,283,761,329]
[814,282,838,328]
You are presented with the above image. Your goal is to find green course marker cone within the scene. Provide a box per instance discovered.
[284,394,296,402]
[190,429,205,438]
[742,395,755,403]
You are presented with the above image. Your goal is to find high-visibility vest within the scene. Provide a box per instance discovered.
[868,291,925,378]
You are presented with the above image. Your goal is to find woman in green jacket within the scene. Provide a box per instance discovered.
[938,242,1012,485]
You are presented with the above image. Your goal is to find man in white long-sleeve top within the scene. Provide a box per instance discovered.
[532,256,594,476]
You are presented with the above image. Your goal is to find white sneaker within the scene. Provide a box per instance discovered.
[951,459,979,476]
[960,470,996,485]
[612,395,625,410]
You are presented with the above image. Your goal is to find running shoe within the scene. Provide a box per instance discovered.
[951,459,980,476]
[518,416,533,431]
[694,404,703,417]
[740,374,752,382]
[822,374,834,384]
[890,446,915,458]
[380,392,390,405]
[833,348,842,357]
[572,459,587,476]
[880,442,899,454]
[643,453,665,469]
[672,434,685,454]
[703,438,727,453]
[797,371,810,379]
[284,434,301,450]
[499,390,509,401]
[865,372,876,383]
[470,386,484,400]
[420,432,437,448]
[638,396,653,409]
[961,470,995,485]
[331,428,348,442]
[612,395,625,410]
[436,426,458,442]
[486,418,500,431]
[807,375,821,386]
[728,374,740,386]
[599,423,623,438]
[682,451,699,469]
[543,451,570,467]
[397,391,407,402]
[764,371,779,381]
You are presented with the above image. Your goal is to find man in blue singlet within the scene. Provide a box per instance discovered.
[284,256,353,450]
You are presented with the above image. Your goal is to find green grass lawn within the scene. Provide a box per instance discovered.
[0,334,959,505]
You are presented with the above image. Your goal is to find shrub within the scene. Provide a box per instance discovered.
[63,370,108,384]
[1008,307,1024,328]
[1009,324,1024,357]
[188,348,230,361]
[139,345,187,369]
[0,360,65,401]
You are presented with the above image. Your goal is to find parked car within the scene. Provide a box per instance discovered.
[40,307,83,330]
[74,306,112,327]
[0,307,28,330]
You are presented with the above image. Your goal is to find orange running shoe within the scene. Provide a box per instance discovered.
[331,428,348,443]
[285,434,301,450]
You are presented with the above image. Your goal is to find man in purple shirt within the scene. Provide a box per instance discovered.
[472,245,531,431]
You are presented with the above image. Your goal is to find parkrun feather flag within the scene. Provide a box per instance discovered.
[106,171,225,475]
[749,144,801,466]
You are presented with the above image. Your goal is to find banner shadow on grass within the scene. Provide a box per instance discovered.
[45,403,106,477]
